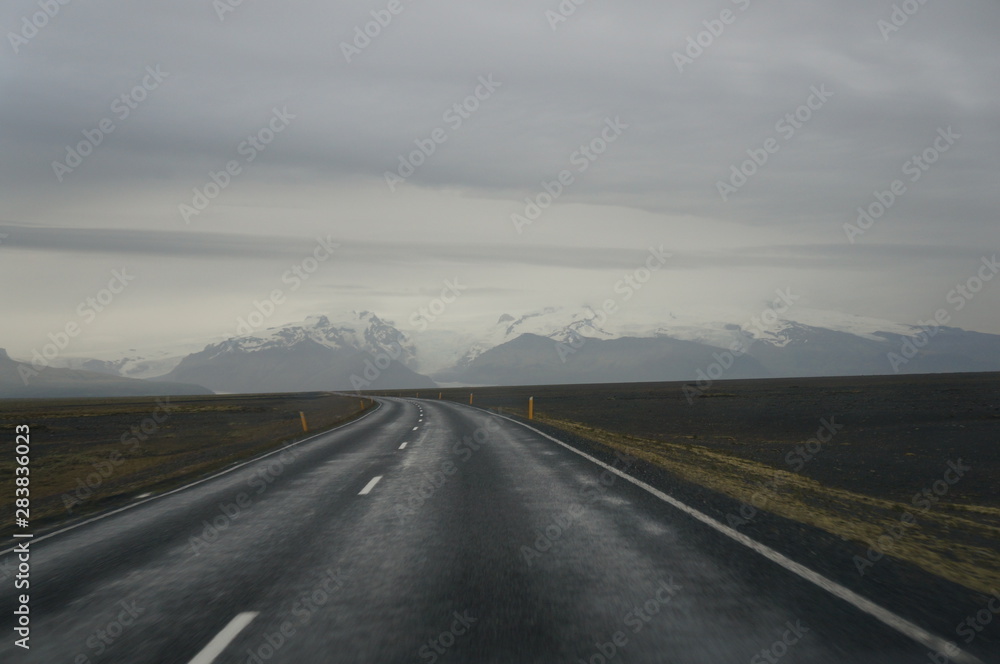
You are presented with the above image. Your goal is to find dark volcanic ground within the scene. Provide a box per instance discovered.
[423,372,1000,508]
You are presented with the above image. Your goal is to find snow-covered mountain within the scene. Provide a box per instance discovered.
[14,307,1000,394]
[460,309,615,364]
[457,307,929,351]
[214,312,418,367]
[157,312,432,394]
[433,307,1000,386]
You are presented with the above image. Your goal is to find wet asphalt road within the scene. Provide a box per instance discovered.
[0,398,984,663]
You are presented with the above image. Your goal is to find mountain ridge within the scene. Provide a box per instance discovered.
[8,307,1000,395]
[0,347,212,398]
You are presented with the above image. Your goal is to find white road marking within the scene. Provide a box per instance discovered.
[0,403,384,555]
[188,611,259,664]
[399,442,408,450]
[412,426,419,431]
[484,409,985,664]
[359,475,383,495]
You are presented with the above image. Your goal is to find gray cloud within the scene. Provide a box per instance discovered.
[1,0,998,356]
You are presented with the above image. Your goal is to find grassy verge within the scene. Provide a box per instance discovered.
[530,413,1000,596]
[0,392,371,538]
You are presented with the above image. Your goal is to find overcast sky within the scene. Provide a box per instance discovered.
[1,0,998,358]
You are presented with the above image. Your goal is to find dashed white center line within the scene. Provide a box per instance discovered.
[399,442,408,450]
[412,426,419,431]
[359,475,383,495]
[188,611,259,664]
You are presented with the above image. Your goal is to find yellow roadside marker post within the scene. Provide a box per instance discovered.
[299,411,309,432]
[469,393,474,405]
[528,396,534,420]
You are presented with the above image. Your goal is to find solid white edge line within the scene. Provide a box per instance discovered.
[359,475,383,495]
[188,611,259,664]
[1,401,385,555]
[475,406,983,664]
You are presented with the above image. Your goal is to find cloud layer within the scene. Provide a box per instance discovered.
[2,0,998,356]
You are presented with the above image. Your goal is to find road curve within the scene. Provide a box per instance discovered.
[0,398,986,663]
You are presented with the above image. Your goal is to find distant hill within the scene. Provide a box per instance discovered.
[0,349,212,398]
[426,308,1000,386]
[437,332,770,386]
